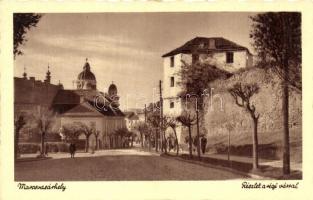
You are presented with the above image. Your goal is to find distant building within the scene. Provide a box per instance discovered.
[15,59,126,149]
[124,111,140,131]
[161,37,253,143]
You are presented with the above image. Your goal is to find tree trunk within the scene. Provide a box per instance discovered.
[95,136,99,150]
[163,131,167,154]
[155,129,159,152]
[282,18,291,175]
[85,135,89,152]
[196,110,201,160]
[282,65,290,175]
[252,118,259,170]
[188,126,193,158]
[41,131,45,156]
[14,127,20,161]
[140,132,143,148]
[148,135,151,151]
[131,136,134,147]
[160,130,164,153]
[173,128,179,156]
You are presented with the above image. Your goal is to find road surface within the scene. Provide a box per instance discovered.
[15,149,246,181]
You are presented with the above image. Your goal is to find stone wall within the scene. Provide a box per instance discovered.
[202,67,302,161]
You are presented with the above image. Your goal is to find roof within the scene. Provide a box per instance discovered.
[53,90,80,104]
[124,111,139,120]
[61,101,125,117]
[14,77,62,105]
[53,89,103,105]
[162,37,251,57]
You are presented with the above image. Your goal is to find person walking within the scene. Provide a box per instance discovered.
[69,143,76,158]
[201,136,207,154]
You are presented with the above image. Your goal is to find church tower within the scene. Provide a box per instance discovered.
[23,66,27,79]
[45,64,51,83]
[108,81,120,107]
[76,58,97,90]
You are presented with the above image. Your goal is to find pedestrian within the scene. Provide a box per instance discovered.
[69,143,76,158]
[201,136,207,154]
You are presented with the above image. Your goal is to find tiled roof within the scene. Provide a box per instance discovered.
[86,101,125,117]
[53,90,80,104]
[14,77,62,105]
[53,89,103,105]
[63,103,96,114]
[52,88,126,116]
[61,101,125,117]
[162,37,251,57]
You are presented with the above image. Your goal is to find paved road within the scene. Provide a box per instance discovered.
[15,149,246,181]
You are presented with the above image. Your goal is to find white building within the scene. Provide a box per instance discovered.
[161,37,253,143]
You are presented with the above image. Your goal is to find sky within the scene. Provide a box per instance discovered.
[14,12,257,110]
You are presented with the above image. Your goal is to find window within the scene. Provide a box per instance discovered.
[170,56,174,67]
[226,52,234,63]
[170,77,175,87]
[170,102,174,108]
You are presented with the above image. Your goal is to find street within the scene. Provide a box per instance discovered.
[15,149,246,181]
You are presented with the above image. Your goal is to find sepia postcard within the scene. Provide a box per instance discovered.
[1,1,313,200]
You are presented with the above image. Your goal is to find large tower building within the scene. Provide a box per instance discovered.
[161,37,253,143]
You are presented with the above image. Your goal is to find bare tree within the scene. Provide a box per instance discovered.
[160,116,173,154]
[27,108,56,157]
[62,123,82,142]
[178,60,229,160]
[168,118,179,156]
[228,82,260,170]
[135,122,149,149]
[74,122,94,152]
[147,112,161,152]
[95,130,100,150]
[14,114,26,161]
[176,112,196,158]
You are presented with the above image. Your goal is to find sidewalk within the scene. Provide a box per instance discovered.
[203,153,302,172]
[18,148,156,161]
[165,151,302,179]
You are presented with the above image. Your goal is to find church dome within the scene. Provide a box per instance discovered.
[108,82,117,96]
[77,61,96,81]
[76,59,97,90]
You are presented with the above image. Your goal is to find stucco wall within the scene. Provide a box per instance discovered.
[163,53,183,100]
[162,51,252,144]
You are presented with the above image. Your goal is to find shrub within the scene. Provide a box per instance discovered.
[18,143,40,154]
[57,143,69,152]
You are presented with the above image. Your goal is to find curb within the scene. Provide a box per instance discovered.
[16,157,52,163]
[161,154,268,179]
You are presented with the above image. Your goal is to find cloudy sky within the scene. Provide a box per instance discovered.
[14,12,257,110]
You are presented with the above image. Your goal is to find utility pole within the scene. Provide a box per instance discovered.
[159,80,164,152]
[196,107,201,160]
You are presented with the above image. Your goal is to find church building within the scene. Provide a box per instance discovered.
[15,59,126,150]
